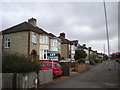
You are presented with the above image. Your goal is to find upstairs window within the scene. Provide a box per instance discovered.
[71,45,75,50]
[32,32,36,43]
[50,39,58,47]
[40,35,49,44]
[5,38,11,48]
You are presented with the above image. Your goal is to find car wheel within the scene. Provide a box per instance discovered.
[53,74,56,79]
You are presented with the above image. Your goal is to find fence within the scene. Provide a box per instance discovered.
[2,69,53,89]
[39,69,53,85]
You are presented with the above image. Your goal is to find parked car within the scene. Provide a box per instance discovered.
[39,62,62,79]
[60,58,77,62]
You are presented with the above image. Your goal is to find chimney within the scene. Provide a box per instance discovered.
[28,18,37,26]
[89,47,91,50]
[83,44,86,47]
[60,33,65,38]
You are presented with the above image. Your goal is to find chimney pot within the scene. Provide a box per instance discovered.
[89,47,91,50]
[60,33,65,38]
[83,44,86,47]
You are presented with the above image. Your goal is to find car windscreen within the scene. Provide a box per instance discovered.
[46,63,52,67]
[55,64,61,68]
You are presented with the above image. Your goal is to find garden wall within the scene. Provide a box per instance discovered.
[75,64,89,73]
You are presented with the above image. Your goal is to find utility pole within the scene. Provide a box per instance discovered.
[103,0,111,70]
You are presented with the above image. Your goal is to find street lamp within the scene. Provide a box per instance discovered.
[103,0,111,71]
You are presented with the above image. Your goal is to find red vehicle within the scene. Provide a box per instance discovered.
[39,62,62,78]
[114,52,120,63]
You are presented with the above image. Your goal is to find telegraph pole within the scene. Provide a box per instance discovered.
[103,0,111,70]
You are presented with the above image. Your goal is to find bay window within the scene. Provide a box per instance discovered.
[40,35,49,44]
[50,39,58,47]
[40,50,48,60]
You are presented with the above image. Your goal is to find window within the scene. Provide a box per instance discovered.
[50,39,58,47]
[58,41,61,49]
[40,50,48,60]
[46,63,52,67]
[39,63,44,68]
[55,64,61,68]
[5,38,11,48]
[71,45,75,50]
[32,32,36,43]
[40,35,49,44]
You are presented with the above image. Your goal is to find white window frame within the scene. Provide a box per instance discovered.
[40,35,49,44]
[5,38,11,48]
[71,45,75,51]
[40,49,48,60]
[32,32,36,43]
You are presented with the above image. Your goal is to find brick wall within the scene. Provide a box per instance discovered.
[75,64,89,73]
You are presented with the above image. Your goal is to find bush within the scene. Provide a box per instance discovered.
[74,50,87,61]
[2,54,40,73]
[94,59,100,63]
[78,58,85,64]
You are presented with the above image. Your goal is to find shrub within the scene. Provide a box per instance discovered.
[94,59,100,63]
[78,58,85,64]
[2,54,39,73]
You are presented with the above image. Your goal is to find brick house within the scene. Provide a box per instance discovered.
[70,40,78,59]
[58,33,78,60]
[2,18,61,62]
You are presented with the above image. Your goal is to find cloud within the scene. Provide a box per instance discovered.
[1,2,118,53]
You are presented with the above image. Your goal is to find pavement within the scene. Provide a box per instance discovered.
[40,60,119,88]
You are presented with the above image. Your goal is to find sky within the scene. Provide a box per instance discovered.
[0,0,118,54]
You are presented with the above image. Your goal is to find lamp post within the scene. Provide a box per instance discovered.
[103,0,111,70]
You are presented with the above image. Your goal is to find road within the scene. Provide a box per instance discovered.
[45,60,119,88]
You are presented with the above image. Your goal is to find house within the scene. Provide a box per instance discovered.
[70,40,78,59]
[58,33,78,60]
[2,18,61,62]
[48,33,61,61]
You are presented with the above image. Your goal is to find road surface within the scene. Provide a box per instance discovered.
[45,60,119,88]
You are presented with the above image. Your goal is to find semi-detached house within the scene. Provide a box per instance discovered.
[2,18,61,62]
[58,33,78,60]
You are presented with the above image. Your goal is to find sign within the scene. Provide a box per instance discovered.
[48,51,58,54]
[48,51,59,61]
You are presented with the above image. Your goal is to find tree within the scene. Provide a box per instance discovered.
[2,54,40,73]
[74,50,87,64]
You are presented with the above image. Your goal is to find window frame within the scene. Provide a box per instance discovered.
[5,38,11,48]
[32,32,37,44]
[40,35,49,44]
[40,49,48,60]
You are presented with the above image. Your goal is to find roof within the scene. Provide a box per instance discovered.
[49,33,61,41]
[49,33,57,38]
[2,21,49,35]
[58,36,71,44]
[70,40,78,43]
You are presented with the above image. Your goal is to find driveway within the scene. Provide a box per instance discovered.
[44,60,118,88]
